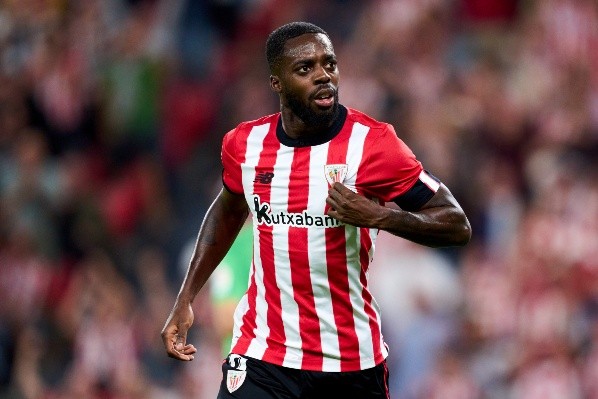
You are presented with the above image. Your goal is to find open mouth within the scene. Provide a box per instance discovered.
[313,89,335,108]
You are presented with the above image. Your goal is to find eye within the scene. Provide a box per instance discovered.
[297,65,310,74]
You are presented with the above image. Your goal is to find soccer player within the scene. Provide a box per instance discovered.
[162,22,471,398]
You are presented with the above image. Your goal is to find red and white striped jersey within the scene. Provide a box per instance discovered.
[221,106,435,372]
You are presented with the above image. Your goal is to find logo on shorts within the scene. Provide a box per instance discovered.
[226,354,247,393]
[325,164,348,186]
[227,370,246,393]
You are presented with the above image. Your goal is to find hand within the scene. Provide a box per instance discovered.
[161,303,197,361]
[326,182,388,228]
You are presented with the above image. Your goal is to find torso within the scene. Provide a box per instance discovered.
[221,106,421,371]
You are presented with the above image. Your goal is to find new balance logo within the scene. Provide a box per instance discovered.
[254,172,274,184]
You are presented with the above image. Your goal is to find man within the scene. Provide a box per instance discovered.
[162,22,471,398]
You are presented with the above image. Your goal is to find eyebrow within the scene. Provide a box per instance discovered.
[291,53,336,67]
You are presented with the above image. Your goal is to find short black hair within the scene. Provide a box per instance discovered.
[266,22,329,74]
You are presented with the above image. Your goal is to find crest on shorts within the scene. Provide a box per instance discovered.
[325,164,348,186]
[227,370,247,393]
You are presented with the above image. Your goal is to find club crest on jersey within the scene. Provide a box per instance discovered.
[325,164,348,186]
[226,370,246,393]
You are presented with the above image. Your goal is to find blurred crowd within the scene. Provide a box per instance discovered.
[0,0,597,398]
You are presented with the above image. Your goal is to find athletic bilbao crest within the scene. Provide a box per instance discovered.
[226,354,247,393]
[325,164,348,186]
[226,370,246,393]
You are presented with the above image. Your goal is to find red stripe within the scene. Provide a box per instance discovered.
[325,228,360,371]
[360,228,373,274]
[359,228,383,363]
[325,123,361,371]
[260,221,289,362]
[383,360,390,399]
[287,147,323,369]
[255,125,287,363]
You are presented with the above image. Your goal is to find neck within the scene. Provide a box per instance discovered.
[276,104,347,148]
[280,105,338,140]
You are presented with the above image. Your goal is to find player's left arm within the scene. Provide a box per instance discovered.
[326,182,471,247]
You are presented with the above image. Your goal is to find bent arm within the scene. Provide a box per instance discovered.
[161,187,248,360]
[326,183,471,247]
[378,184,471,247]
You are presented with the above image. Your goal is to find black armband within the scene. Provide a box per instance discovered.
[393,171,441,211]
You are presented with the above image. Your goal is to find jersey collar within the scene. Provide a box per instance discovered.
[276,105,347,147]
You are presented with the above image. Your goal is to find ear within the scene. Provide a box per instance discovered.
[270,75,281,93]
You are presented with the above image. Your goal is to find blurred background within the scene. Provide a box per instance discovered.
[0,0,597,398]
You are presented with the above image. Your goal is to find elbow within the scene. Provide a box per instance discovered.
[454,217,472,246]
[426,217,472,248]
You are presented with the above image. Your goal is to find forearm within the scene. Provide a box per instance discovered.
[327,182,471,248]
[375,205,471,247]
[176,190,249,304]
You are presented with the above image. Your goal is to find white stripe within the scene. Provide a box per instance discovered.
[368,227,379,262]
[344,226,376,369]
[308,142,342,371]
[419,170,441,192]
[363,226,388,364]
[344,122,377,368]
[240,123,270,359]
[371,291,389,360]
[343,122,370,190]
[270,146,304,368]
[230,291,249,352]
[230,237,258,352]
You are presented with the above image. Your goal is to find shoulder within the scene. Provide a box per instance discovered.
[227,113,280,137]
[345,107,391,132]
[344,107,404,150]
[223,113,280,150]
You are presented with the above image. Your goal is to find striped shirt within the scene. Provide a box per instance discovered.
[221,106,438,372]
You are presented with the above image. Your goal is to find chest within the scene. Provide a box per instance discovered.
[241,143,357,216]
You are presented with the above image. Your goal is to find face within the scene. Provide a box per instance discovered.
[271,33,340,128]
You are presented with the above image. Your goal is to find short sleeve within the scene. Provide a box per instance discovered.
[358,124,423,202]
[393,170,441,211]
[221,127,243,194]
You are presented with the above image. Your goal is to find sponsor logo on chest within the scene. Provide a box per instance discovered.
[249,163,352,228]
[252,195,342,228]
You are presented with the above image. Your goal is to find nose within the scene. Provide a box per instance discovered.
[313,64,331,84]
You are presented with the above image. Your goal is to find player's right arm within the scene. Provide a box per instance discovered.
[161,187,249,361]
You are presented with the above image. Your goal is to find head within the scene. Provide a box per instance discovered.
[266,22,339,129]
